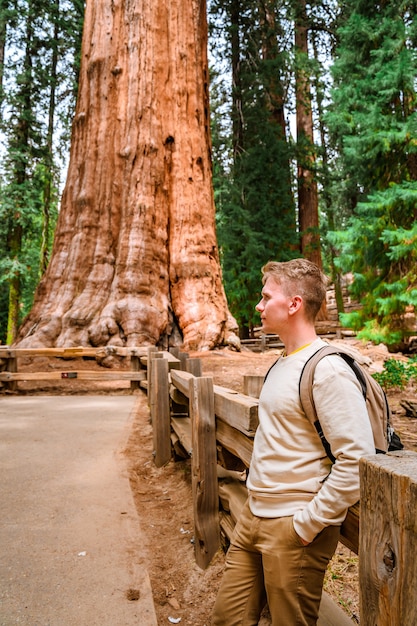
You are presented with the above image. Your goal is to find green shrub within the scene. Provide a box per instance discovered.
[373,357,417,390]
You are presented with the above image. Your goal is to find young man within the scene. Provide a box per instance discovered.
[212,259,375,626]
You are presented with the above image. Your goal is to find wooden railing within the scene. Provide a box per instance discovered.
[143,347,417,626]
[0,346,149,391]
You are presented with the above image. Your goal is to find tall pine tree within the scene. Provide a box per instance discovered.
[327,0,417,349]
[210,0,297,336]
[0,0,83,343]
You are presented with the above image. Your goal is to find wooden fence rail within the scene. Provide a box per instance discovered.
[144,348,417,626]
[0,346,149,392]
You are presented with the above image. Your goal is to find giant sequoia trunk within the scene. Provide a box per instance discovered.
[17,0,239,351]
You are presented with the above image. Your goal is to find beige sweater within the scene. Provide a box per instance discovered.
[246,338,375,543]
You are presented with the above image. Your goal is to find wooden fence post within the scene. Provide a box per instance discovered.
[189,375,220,569]
[178,351,190,370]
[243,374,264,398]
[4,353,18,392]
[151,358,171,468]
[147,347,162,409]
[130,349,142,391]
[185,357,202,377]
[359,450,417,626]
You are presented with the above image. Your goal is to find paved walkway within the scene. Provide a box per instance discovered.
[0,395,157,626]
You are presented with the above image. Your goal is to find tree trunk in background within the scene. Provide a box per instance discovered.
[40,0,59,277]
[0,1,6,117]
[261,0,296,242]
[17,0,239,351]
[231,0,243,159]
[261,1,286,137]
[295,1,321,269]
[295,1,326,320]
[6,4,33,344]
[311,31,343,317]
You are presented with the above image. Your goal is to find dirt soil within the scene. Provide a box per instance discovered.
[3,337,417,625]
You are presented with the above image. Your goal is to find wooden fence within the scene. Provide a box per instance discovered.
[2,345,417,624]
[143,348,417,626]
[0,346,149,392]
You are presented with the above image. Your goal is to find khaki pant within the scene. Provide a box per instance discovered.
[212,500,340,626]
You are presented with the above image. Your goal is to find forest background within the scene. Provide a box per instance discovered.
[1,0,417,351]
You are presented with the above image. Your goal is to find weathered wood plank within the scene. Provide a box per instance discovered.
[170,369,193,397]
[171,417,192,457]
[185,357,202,377]
[189,376,219,569]
[147,348,163,408]
[178,351,190,370]
[169,385,189,407]
[213,385,259,434]
[216,419,253,468]
[142,350,183,367]
[151,358,171,468]
[359,450,417,626]
[0,346,148,358]
[169,347,181,359]
[140,349,180,370]
[243,374,264,399]
[130,353,142,390]
[0,371,146,381]
[171,431,189,460]
[170,375,258,431]
[340,503,359,554]
[2,356,17,391]
[217,446,247,472]
[0,347,106,358]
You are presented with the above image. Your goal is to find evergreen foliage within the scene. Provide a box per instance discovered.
[209,0,298,336]
[1,0,416,348]
[326,0,417,348]
[0,0,83,344]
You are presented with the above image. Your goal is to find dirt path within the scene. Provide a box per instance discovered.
[125,395,225,625]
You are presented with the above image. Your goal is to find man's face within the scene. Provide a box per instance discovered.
[255,276,292,335]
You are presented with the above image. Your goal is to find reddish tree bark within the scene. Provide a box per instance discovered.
[294,2,327,320]
[295,1,321,270]
[17,0,239,351]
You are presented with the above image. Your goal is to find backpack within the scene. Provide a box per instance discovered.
[299,345,403,463]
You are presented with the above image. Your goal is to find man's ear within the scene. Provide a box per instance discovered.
[289,295,303,315]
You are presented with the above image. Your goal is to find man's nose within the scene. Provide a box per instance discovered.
[256,300,263,312]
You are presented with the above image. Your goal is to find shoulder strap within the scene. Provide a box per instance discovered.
[299,345,367,424]
[300,346,360,421]
[299,346,369,463]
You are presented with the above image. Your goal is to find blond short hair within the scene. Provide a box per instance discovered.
[261,258,328,321]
